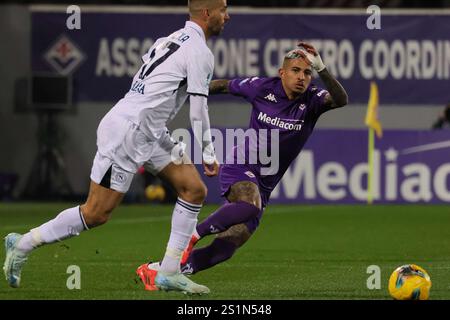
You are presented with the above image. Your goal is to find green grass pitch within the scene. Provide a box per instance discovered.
[0,203,449,300]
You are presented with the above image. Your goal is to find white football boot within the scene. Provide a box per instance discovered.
[155,272,210,295]
[3,233,29,288]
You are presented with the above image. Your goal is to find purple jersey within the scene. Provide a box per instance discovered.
[226,76,330,198]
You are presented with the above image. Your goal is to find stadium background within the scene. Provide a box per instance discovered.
[0,0,449,300]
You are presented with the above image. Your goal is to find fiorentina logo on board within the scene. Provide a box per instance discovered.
[44,34,85,75]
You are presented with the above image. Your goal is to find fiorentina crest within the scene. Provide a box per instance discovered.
[44,34,85,75]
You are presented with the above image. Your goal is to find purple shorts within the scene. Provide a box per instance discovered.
[219,164,269,233]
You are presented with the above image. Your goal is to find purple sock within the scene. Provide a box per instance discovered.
[181,238,237,274]
[196,201,260,238]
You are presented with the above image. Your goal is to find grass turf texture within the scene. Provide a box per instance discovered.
[0,203,449,300]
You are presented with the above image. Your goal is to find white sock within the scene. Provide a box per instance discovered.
[160,198,201,274]
[16,206,88,254]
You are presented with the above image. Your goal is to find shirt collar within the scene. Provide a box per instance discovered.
[274,77,288,99]
[185,21,206,42]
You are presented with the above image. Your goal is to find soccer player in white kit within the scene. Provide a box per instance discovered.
[3,0,230,295]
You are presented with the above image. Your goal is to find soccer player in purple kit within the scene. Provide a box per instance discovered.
[137,42,348,289]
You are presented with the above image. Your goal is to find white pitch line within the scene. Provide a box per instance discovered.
[108,216,171,225]
[401,140,450,155]
[0,207,322,230]
[0,224,36,231]
[0,216,171,231]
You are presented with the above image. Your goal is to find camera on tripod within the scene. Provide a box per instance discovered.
[30,74,73,112]
[17,73,74,200]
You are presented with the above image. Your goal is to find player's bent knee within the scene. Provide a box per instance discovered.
[178,181,207,204]
[228,182,262,209]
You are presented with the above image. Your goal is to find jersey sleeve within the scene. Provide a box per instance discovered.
[228,77,264,102]
[186,49,214,97]
[309,86,330,117]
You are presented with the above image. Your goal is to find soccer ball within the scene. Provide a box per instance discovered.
[388,264,431,300]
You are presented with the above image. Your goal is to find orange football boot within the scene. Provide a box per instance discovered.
[180,235,199,265]
[136,263,159,291]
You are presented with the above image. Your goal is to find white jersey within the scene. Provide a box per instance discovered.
[103,21,214,141]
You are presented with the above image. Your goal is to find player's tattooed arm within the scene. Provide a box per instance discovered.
[318,68,348,109]
[209,79,230,95]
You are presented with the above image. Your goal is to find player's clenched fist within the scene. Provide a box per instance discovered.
[203,160,219,177]
[297,41,326,72]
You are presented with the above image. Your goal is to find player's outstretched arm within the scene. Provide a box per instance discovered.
[297,41,348,109]
[318,68,348,109]
[209,79,230,95]
[189,94,219,177]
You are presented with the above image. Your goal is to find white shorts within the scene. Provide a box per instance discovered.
[90,119,185,193]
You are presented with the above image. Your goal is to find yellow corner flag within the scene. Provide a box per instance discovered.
[365,82,382,205]
[365,82,382,138]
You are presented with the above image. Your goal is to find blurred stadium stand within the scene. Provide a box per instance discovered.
[2,0,450,7]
